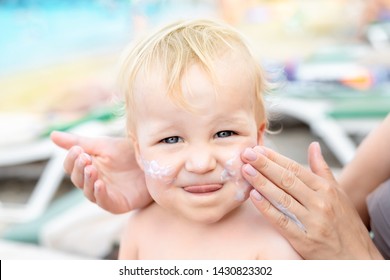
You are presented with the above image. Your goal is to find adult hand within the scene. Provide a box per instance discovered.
[50,131,152,214]
[241,142,383,259]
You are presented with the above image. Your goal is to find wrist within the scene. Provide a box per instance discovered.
[368,243,384,260]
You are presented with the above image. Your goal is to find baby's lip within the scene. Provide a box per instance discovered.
[183,184,222,194]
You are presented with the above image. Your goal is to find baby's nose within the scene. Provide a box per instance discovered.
[185,147,217,174]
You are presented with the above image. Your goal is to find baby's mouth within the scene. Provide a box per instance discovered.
[183,184,222,194]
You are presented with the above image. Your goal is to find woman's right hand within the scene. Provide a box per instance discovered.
[51,131,152,214]
[241,142,383,259]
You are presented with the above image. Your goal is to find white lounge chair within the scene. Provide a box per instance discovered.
[0,108,124,224]
[268,82,390,165]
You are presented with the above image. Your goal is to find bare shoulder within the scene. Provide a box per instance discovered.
[240,202,302,260]
[118,202,162,259]
[124,202,166,235]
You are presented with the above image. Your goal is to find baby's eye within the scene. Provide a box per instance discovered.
[215,130,236,138]
[161,136,182,144]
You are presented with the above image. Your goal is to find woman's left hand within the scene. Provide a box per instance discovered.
[241,142,383,259]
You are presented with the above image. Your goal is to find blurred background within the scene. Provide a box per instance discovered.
[0,0,389,259]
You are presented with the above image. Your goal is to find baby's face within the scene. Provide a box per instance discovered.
[132,54,265,224]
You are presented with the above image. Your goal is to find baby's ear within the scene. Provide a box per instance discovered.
[129,132,144,172]
[257,121,266,145]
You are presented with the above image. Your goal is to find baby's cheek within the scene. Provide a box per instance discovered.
[142,159,176,185]
[221,154,252,201]
[234,182,252,201]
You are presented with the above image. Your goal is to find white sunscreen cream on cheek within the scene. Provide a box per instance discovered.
[220,154,251,201]
[142,159,174,184]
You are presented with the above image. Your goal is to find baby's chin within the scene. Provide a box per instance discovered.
[182,213,227,225]
[179,199,249,225]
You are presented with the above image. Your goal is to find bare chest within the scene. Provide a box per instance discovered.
[136,217,267,259]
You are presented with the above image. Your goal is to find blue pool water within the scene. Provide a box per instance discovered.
[0,0,214,77]
[0,1,135,76]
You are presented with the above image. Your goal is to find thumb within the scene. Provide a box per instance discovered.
[50,131,80,150]
[51,130,111,156]
[308,142,336,181]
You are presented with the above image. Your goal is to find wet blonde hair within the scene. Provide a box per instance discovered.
[119,19,268,133]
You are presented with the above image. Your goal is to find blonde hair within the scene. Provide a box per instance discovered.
[119,19,268,133]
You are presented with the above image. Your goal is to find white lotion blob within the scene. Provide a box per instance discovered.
[142,159,174,184]
[271,199,306,232]
[221,154,251,201]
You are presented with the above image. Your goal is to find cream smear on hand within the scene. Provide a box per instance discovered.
[272,199,306,232]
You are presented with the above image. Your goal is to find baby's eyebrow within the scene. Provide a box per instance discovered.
[214,116,250,126]
[143,120,182,136]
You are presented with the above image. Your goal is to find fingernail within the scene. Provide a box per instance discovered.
[78,157,86,167]
[250,189,262,201]
[94,181,103,193]
[80,153,91,164]
[84,167,91,179]
[243,148,257,161]
[313,141,322,155]
[83,153,92,160]
[244,164,258,177]
[253,146,266,155]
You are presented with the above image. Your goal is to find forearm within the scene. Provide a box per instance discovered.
[340,114,390,225]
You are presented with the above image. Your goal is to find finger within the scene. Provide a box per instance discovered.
[63,146,83,174]
[70,153,92,189]
[250,189,307,237]
[243,146,323,192]
[74,136,107,156]
[242,148,316,202]
[243,163,308,215]
[94,180,110,210]
[308,142,336,181]
[51,130,104,156]
[94,180,128,214]
[261,145,336,191]
[50,131,81,150]
[83,165,98,203]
